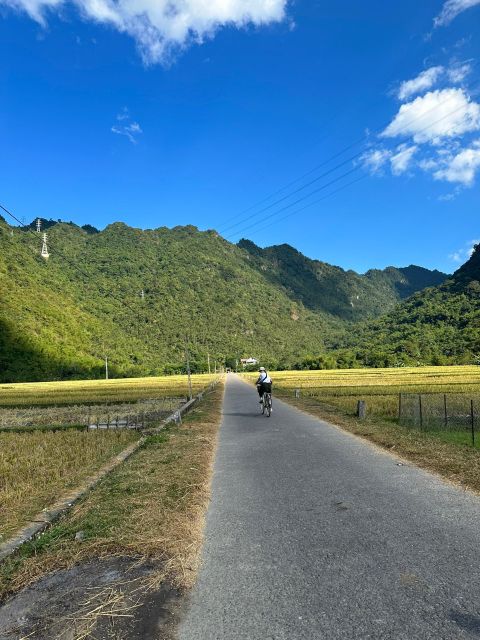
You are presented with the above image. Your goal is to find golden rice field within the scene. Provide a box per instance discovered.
[0,374,219,542]
[244,366,480,419]
[0,429,138,541]
[0,374,219,407]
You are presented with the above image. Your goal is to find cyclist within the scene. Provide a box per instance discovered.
[256,367,272,403]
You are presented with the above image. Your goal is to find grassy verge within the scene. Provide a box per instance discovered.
[279,392,480,493]
[0,381,224,601]
[0,429,138,541]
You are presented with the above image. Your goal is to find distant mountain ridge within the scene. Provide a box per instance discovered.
[0,216,455,381]
[238,239,447,321]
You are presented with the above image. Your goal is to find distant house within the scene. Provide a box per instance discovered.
[240,357,258,367]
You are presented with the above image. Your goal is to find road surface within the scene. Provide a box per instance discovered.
[178,375,480,639]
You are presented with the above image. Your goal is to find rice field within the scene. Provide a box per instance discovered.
[244,365,480,419]
[0,374,219,407]
[0,374,219,542]
[0,429,138,541]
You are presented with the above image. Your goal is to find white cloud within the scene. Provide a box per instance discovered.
[432,142,480,185]
[382,88,480,144]
[390,144,418,175]
[398,67,444,101]
[0,0,288,63]
[434,0,480,26]
[447,62,472,83]
[360,148,391,175]
[111,109,142,143]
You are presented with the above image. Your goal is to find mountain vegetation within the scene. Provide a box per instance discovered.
[238,239,446,321]
[342,243,480,368]
[0,215,462,382]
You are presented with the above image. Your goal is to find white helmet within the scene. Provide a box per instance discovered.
[259,367,266,371]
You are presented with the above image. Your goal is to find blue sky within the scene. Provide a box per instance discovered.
[1,0,479,274]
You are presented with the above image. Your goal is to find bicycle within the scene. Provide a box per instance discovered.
[262,392,273,417]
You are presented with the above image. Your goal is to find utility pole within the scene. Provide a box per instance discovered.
[207,352,211,375]
[105,354,109,380]
[185,337,193,400]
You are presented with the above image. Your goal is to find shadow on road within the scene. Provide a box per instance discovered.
[449,610,480,634]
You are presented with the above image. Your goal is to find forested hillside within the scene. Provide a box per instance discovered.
[238,240,447,320]
[0,216,454,381]
[341,244,480,367]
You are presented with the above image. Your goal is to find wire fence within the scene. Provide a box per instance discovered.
[399,393,480,444]
[0,397,185,432]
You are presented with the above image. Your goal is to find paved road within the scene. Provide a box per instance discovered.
[178,375,480,639]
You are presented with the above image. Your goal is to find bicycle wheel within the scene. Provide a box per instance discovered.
[265,393,271,417]
[261,396,266,414]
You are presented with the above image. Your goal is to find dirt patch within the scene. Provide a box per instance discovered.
[0,556,182,640]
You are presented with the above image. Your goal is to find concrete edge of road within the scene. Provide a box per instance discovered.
[0,379,221,564]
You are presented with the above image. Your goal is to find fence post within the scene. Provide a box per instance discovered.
[295,389,300,399]
[444,394,448,428]
[357,400,366,419]
[419,395,423,430]
[398,393,402,421]
[471,399,475,448]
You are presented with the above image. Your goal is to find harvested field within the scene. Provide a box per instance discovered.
[0,429,139,541]
[0,382,224,640]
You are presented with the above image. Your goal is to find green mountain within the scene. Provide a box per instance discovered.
[238,239,447,320]
[0,217,450,381]
[347,243,480,367]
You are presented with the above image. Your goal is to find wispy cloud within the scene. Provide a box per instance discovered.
[449,238,480,263]
[360,148,391,175]
[111,109,142,144]
[434,0,480,27]
[0,0,288,64]
[398,67,444,101]
[390,144,418,175]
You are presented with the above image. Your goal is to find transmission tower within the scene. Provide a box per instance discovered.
[36,218,41,233]
[41,232,50,259]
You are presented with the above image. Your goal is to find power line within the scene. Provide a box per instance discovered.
[238,174,369,239]
[216,36,435,233]
[219,84,478,238]
[224,93,480,242]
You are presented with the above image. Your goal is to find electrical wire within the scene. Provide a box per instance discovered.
[219,82,479,237]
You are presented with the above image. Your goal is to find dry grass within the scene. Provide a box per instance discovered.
[0,374,220,407]
[0,382,224,601]
[0,430,139,541]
